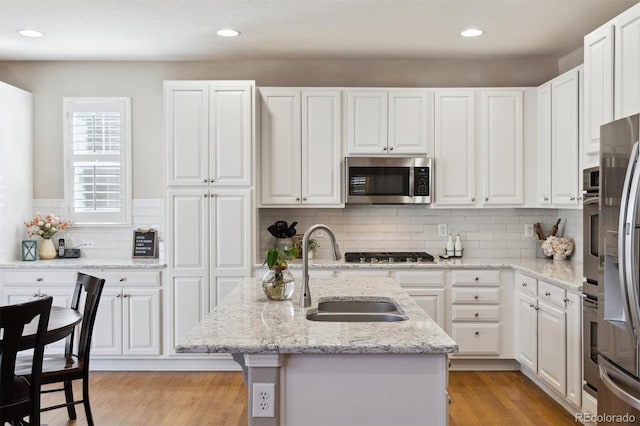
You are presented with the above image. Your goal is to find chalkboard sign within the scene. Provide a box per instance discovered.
[132,228,158,258]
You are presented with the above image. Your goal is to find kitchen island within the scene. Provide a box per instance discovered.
[177,276,457,426]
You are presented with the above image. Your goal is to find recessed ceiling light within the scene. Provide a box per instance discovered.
[217,29,240,37]
[460,28,484,38]
[17,29,44,38]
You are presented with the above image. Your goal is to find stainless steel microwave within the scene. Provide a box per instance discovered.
[345,157,432,204]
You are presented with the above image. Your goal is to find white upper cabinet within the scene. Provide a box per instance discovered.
[346,89,432,155]
[536,68,581,208]
[165,81,253,187]
[260,87,342,207]
[480,90,524,206]
[550,69,580,208]
[583,25,614,159]
[433,90,476,206]
[614,4,640,120]
[537,83,552,206]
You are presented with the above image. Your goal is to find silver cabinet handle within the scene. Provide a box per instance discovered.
[123,294,128,298]
[474,312,479,317]
[210,178,215,182]
[529,303,535,309]
[485,197,489,202]
[119,277,126,282]
[389,146,394,151]
[296,197,301,201]
[36,277,43,282]
[471,197,475,202]
[474,295,479,300]
[474,331,480,336]
[383,147,388,151]
[33,292,39,297]
[474,277,479,281]
[544,196,549,201]
[521,282,527,287]
[116,293,121,298]
[203,178,208,183]
[563,297,569,303]
[204,193,208,198]
[570,196,576,201]
[545,291,551,296]
[303,197,307,201]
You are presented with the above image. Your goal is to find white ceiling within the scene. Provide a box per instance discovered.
[0,0,638,61]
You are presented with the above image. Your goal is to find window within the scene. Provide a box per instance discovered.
[63,98,131,225]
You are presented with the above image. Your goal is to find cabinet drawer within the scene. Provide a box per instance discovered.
[395,270,444,287]
[538,280,566,307]
[451,305,501,321]
[451,323,501,355]
[2,270,77,286]
[517,274,537,297]
[452,270,499,286]
[94,270,161,287]
[451,287,501,304]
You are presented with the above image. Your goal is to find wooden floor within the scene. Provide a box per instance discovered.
[38,370,577,426]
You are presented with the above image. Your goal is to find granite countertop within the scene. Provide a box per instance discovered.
[259,257,584,292]
[0,258,166,269]
[177,276,458,355]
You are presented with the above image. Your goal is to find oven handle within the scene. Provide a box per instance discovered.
[583,196,599,206]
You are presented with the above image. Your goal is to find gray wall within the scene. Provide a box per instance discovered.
[0,57,560,199]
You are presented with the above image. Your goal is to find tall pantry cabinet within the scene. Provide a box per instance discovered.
[0,82,33,262]
[165,81,254,353]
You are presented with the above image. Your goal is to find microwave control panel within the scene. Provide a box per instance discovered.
[414,167,430,196]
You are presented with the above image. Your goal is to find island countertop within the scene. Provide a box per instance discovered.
[177,276,458,355]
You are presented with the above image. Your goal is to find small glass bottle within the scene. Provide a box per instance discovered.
[446,233,455,256]
[454,234,463,257]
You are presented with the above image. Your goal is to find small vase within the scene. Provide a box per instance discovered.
[261,267,295,301]
[553,253,568,261]
[38,238,57,260]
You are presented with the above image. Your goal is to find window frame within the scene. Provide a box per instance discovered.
[63,97,132,226]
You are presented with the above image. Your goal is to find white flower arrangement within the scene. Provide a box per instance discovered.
[541,236,574,257]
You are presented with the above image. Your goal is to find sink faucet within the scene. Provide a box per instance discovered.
[301,224,341,308]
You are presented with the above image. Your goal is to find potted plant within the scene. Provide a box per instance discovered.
[24,213,70,260]
[306,239,319,259]
[262,247,297,301]
[541,236,574,261]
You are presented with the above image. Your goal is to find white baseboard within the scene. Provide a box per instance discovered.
[449,358,520,371]
[520,367,582,422]
[90,356,242,372]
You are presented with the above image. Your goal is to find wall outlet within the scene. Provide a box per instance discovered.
[438,224,448,238]
[252,383,275,418]
[524,224,534,238]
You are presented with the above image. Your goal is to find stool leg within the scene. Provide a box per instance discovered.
[64,380,77,419]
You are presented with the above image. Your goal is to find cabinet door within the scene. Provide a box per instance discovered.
[516,292,538,371]
[537,299,566,396]
[346,90,388,155]
[92,289,124,356]
[302,90,342,206]
[388,90,432,155]
[165,83,209,186]
[210,84,252,186]
[406,288,445,328]
[551,70,580,207]
[481,90,523,205]
[434,90,476,206]
[210,189,252,277]
[566,292,582,407]
[123,288,161,356]
[584,25,614,156]
[260,88,302,205]
[614,4,640,120]
[537,83,552,206]
[209,276,242,310]
[171,277,207,352]
[168,189,209,275]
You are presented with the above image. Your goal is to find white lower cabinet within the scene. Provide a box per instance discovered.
[449,270,503,357]
[90,270,162,357]
[394,270,445,328]
[515,272,582,409]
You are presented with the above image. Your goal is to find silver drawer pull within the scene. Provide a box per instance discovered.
[36,277,43,282]
[116,294,121,298]
[529,304,535,309]
[119,277,126,282]
[123,294,128,298]
[474,331,480,336]
[33,292,39,297]
[474,295,479,300]
[474,312,479,317]
[545,291,551,297]
[521,282,527,287]
[474,277,479,281]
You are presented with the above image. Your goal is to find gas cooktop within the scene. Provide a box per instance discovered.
[344,251,434,263]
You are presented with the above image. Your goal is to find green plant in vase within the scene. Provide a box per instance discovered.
[262,247,297,301]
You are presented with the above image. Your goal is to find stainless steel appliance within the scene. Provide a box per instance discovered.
[345,157,432,204]
[598,114,640,423]
[344,251,434,263]
[582,166,600,397]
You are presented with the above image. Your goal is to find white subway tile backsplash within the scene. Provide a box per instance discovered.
[32,199,165,260]
[260,206,583,262]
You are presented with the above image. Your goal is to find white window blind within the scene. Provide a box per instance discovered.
[63,98,131,225]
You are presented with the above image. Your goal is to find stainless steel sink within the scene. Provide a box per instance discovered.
[306,299,408,322]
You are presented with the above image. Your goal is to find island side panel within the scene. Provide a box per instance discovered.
[283,353,448,426]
